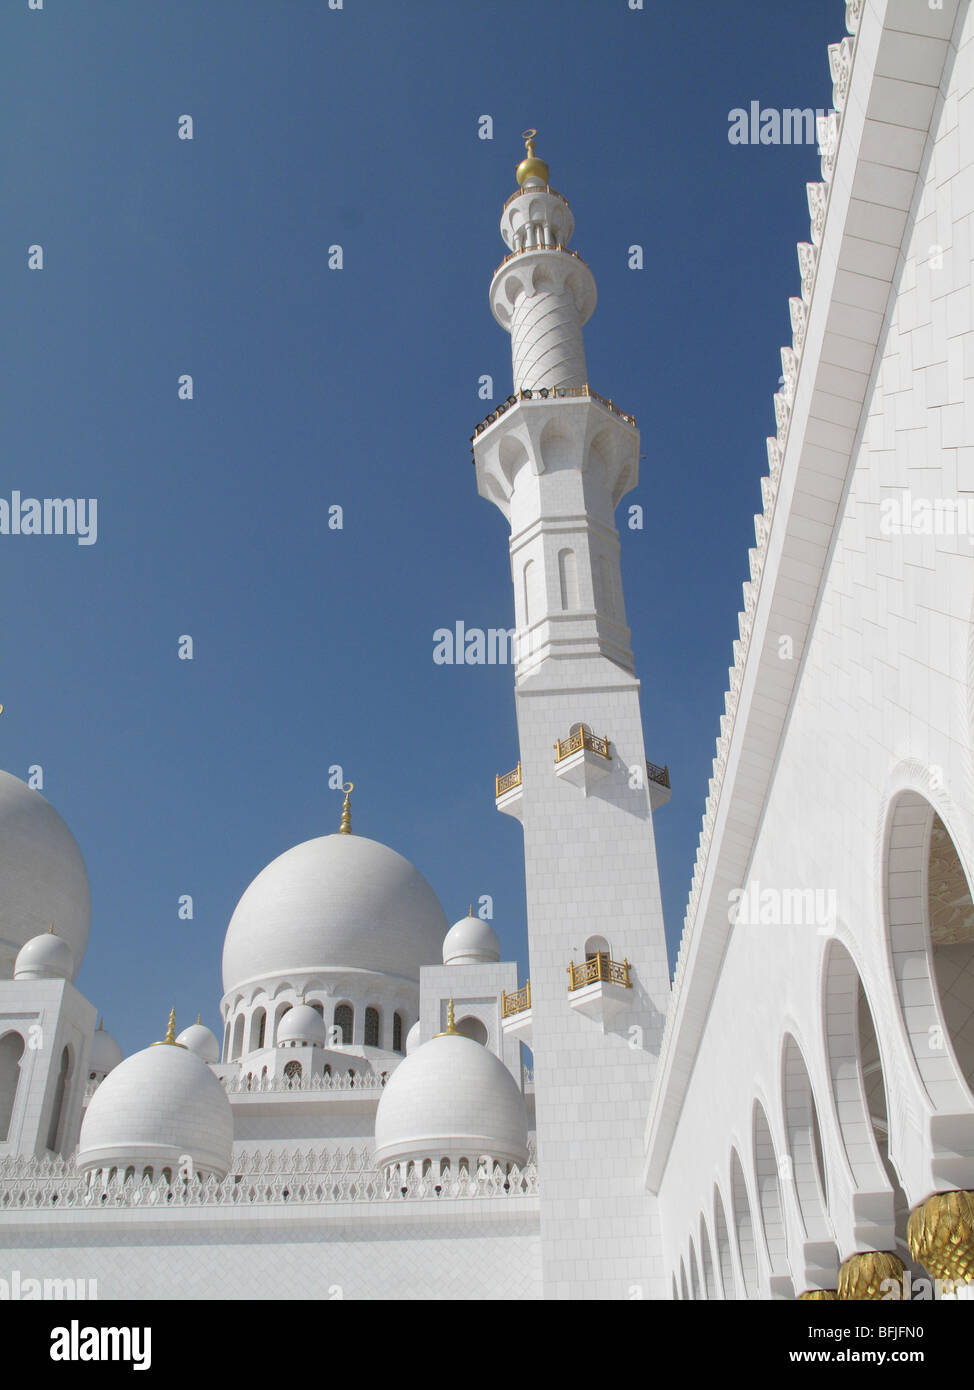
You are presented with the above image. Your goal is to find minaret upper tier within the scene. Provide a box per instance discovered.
[490,132,596,393]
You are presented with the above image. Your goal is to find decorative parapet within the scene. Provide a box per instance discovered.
[554,727,610,762]
[471,383,636,452]
[567,955,631,991]
[661,3,862,1067]
[496,762,522,797]
[223,1069,385,1095]
[0,1147,539,1210]
[501,981,531,1017]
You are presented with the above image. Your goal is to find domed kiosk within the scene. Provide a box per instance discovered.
[442,908,501,966]
[78,1010,234,1181]
[374,1002,528,1172]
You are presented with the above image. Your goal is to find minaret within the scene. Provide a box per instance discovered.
[473,132,671,1299]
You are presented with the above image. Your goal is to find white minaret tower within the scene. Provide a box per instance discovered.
[473,132,671,1299]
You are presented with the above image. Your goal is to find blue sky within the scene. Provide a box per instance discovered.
[3,0,843,1056]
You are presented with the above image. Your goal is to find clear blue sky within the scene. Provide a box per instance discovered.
[3,0,843,1056]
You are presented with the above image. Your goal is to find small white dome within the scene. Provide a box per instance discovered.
[88,1023,123,1077]
[442,910,501,965]
[14,928,74,981]
[405,1021,422,1055]
[374,1029,528,1169]
[176,1022,220,1064]
[78,1035,233,1179]
[0,770,91,979]
[276,1004,327,1048]
[222,833,448,993]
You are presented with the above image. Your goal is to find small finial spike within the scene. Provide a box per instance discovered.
[48,923,55,934]
[196,1013,202,1026]
[97,1017,103,1031]
[339,781,354,834]
[434,997,460,1038]
[163,1008,176,1045]
[469,903,473,917]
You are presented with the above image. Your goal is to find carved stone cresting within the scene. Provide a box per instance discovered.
[807,181,829,246]
[829,37,854,113]
[656,17,863,1069]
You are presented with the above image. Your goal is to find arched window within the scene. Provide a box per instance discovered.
[46,1047,71,1152]
[392,1012,403,1053]
[334,1003,353,1047]
[309,1001,324,1019]
[456,1016,488,1046]
[249,1008,266,1053]
[323,1064,332,1077]
[0,1032,25,1142]
[364,1007,380,1048]
[231,1014,245,1061]
[223,1021,231,1063]
[584,935,610,974]
[284,1060,302,1084]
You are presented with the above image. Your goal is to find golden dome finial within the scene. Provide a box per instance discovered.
[435,998,459,1037]
[151,1007,187,1048]
[196,1013,202,1026]
[48,922,55,934]
[97,1017,103,1031]
[339,781,354,835]
[516,128,550,188]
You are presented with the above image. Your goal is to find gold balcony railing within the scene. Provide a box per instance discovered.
[646,761,670,789]
[502,182,567,211]
[501,981,531,1017]
[470,385,636,451]
[567,955,631,992]
[495,762,522,797]
[554,727,611,763]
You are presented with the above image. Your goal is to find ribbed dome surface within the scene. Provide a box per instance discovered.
[222,833,447,992]
[0,770,90,979]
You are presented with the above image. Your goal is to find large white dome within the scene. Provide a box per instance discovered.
[78,1038,233,1178]
[0,770,90,979]
[374,1031,528,1169]
[222,833,448,993]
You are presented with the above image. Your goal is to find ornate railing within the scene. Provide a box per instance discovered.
[501,981,531,1017]
[495,762,522,797]
[502,182,567,211]
[493,243,586,278]
[221,1070,386,1095]
[647,761,670,789]
[0,1147,539,1210]
[470,384,636,450]
[567,955,631,991]
[554,727,611,762]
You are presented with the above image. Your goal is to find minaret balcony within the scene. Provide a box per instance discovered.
[567,955,632,1031]
[495,761,523,821]
[470,383,636,453]
[647,760,671,811]
[501,980,532,1043]
[553,725,611,794]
